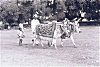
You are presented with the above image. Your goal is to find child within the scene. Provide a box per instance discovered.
[17,28,25,46]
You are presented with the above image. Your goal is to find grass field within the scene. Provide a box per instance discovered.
[0,26,100,67]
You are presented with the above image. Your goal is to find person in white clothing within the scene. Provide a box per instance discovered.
[31,14,40,46]
[31,16,40,34]
[19,23,24,32]
[80,11,87,21]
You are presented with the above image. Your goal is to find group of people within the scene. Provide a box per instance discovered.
[17,12,81,48]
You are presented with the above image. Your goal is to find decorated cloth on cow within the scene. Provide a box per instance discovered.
[36,23,56,38]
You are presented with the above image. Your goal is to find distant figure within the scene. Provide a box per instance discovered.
[80,11,86,21]
[81,12,86,18]
[17,28,25,46]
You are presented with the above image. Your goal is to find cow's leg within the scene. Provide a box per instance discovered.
[61,38,64,47]
[51,41,53,47]
[33,38,40,46]
[70,35,77,48]
[51,39,53,47]
[37,36,44,47]
[35,35,41,46]
[52,38,57,49]
[48,41,52,47]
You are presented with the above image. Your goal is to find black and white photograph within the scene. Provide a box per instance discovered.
[0,0,100,67]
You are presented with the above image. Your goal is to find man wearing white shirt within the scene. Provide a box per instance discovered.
[31,17,40,34]
[31,15,40,46]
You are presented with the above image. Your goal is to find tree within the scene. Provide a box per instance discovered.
[0,1,19,24]
[0,0,35,25]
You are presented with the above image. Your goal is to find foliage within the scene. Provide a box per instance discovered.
[0,0,35,25]
[0,0,99,25]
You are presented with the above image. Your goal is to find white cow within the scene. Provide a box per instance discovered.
[32,18,81,49]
